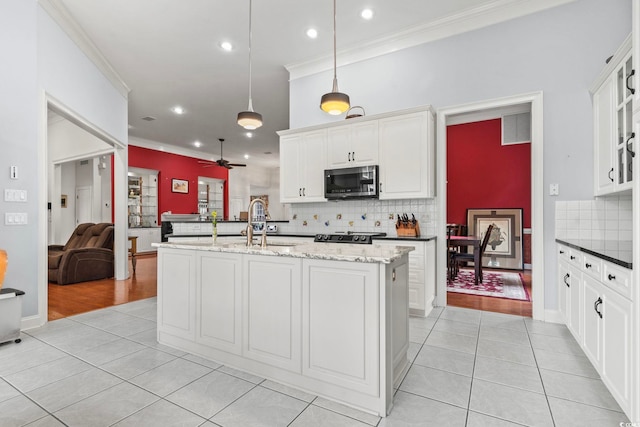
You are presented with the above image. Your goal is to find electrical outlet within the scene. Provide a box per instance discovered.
[550,183,559,196]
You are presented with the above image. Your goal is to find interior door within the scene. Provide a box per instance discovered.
[75,186,93,224]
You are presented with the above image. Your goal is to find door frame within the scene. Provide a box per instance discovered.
[435,91,544,320]
[34,92,128,329]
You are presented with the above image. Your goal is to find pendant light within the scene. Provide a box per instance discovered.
[320,0,350,115]
[237,0,263,129]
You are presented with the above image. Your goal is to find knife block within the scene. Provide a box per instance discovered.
[396,221,420,237]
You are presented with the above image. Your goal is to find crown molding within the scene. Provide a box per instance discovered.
[38,0,130,99]
[286,0,576,80]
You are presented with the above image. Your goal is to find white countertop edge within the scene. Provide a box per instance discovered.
[152,241,414,264]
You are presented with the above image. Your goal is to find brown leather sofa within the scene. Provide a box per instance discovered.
[48,223,114,285]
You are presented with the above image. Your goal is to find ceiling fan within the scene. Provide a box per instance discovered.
[198,138,246,169]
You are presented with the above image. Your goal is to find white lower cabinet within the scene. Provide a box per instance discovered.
[197,251,242,355]
[243,255,302,372]
[557,242,634,417]
[302,259,379,396]
[129,227,161,252]
[158,249,196,340]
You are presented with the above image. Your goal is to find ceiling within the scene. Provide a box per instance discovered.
[53,0,570,169]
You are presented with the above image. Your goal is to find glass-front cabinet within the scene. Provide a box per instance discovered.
[128,169,158,227]
[593,35,635,196]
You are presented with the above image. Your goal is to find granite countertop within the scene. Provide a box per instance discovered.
[555,238,632,269]
[153,240,414,264]
[166,232,437,242]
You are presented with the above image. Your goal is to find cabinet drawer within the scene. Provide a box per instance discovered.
[409,267,424,285]
[557,244,570,262]
[602,262,632,300]
[409,254,424,270]
[581,253,603,280]
[567,250,583,269]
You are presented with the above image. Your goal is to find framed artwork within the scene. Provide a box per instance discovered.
[466,208,523,270]
[171,178,189,194]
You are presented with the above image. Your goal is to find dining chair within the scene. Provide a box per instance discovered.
[451,223,494,283]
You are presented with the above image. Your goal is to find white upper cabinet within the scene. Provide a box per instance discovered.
[327,121,378,168]
[592,35,634,195]
[378,110,435,200]
[280,129,327,203]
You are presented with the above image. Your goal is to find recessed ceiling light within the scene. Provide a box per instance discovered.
[361,8,374,20]
[220,41,233,51]
[244,154,250,159]
[194,140,202,148]
[171,106,185,115]
[246,132,253,138]
[306,28,318,39]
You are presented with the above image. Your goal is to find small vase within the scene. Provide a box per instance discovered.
[212,225,217,243]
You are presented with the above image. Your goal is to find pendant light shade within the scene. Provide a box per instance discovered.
[237,0,263,129]
[320,0,350,115]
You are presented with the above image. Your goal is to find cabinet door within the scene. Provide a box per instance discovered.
[615,53,634,190]
[157,249,196,340]
[280,134,303,202]
[197,252,242,355]
[601,287,632,413]
[327,125,351,168]
[243,255,302,372]
[379,111,434,199]
[567,265,582,340]
[593,76,615,195]
[301,130,328,201]
[302,259,379,395]
[558,260,570,324]
[581,275,602,369]
[350,121,379,166]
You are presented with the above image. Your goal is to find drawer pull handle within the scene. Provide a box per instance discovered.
[608,168,614,182]
[594,297,603,319]
[626,132,635,158]
[563,273,570,287]
[607,274,616,281]
[626,69,635,95]
[585,263,591,269]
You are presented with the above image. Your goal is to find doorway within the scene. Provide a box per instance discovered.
[39,96,129,326]
[436,92,544,320]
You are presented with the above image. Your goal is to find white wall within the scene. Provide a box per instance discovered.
[288,0,632,311]
[0,1,127,321]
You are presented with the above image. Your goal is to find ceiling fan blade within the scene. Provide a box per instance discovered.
[227,163,246,167]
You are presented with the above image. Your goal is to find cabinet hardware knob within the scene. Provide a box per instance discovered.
[626,69,636,95]
[607,273,616,281]
[626,132,636,158]
[563,273,570,287]
[348,152,351,162]
[559,250,565,254]
[570,255,575,260]
[608,168,614,182]
[585,263,592,268]
[594,297,603,319]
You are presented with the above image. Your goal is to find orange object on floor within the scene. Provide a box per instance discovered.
[0,249,7,290]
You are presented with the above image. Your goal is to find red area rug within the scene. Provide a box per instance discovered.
[447,269,530,301]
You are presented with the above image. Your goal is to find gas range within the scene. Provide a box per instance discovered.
[313,232,386,244]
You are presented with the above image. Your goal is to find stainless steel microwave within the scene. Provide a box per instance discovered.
[324,165,379,199]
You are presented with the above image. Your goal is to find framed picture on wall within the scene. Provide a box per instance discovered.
[171,178,189,194]
[466,208,523,270]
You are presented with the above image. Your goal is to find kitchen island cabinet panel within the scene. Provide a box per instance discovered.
[243,255,302,372]
[197,252,242,355]
[158,249,196,340]
[302,260,379,396]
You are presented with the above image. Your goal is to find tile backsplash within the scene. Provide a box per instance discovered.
[555,195,632,241]
[276,198,437,237]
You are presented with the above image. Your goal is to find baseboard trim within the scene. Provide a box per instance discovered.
[543,309,564,324]
[21,314,46,331]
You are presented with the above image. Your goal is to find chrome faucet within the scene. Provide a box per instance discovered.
[246,198,269,248]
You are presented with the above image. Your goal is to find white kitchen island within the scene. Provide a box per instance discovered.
[153,239,413,416]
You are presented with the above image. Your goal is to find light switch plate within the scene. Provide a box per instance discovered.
[549,183,559,196]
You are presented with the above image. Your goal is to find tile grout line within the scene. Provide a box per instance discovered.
[525,318,558,427]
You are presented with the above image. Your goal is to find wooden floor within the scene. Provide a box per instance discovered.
[48,253,157,321]
[446,268,533,317]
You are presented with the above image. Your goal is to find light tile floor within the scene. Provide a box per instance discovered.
[0,300,631,426]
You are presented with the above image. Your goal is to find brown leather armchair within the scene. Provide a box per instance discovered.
[48,223,114,285]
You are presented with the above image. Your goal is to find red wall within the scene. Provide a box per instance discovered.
[128,146,229,220]
[447,119,531,228]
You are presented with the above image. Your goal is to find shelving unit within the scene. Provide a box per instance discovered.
[128,174,158,227]
[198,179,224,216]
